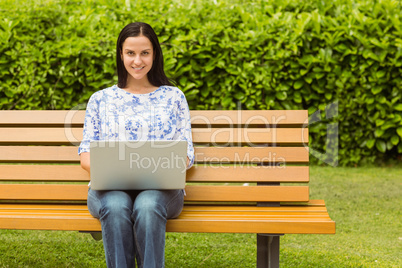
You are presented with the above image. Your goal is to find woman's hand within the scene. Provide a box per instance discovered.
[80,152,91,174]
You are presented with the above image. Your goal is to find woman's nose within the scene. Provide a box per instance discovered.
[134,55,142,65]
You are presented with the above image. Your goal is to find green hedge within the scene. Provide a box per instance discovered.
[1,0,401,166]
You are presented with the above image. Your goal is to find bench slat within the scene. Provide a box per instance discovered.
[0,128,83,144]
[187,166,309,182]
[185,185,309,202]
[193,128,309,144]
[0,201,335,234]
[0,146,80,162]
[0,165,309,183]
[0,202,328,211]
[0,216,335,234]
[0,127,308,145]
[0,165,89,181]
[190,110,308,125]
[195,146,309,163]
[0,110,86,126]
[0,184,88,201]
[166,217,335,234]
[0,184,309,202]
[0,110,308,126]
[0,211,330,219]
[0,146,309,163]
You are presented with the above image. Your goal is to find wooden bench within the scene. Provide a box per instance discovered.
[0,110,335,267]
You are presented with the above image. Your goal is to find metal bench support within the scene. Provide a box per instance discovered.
[257,234,280,268]
[257,179,281,267]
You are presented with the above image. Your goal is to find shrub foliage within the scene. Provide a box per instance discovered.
[0,0,401,165]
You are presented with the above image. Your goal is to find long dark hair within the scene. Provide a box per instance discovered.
[116,22,173,88]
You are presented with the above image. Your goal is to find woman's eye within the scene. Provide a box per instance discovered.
[142,52,149,55]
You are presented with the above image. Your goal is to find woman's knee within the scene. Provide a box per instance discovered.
[133,191,166,220]
[99,191,133,218]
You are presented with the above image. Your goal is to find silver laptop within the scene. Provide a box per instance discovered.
[89,141,187,190]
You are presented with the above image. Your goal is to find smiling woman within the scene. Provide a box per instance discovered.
[78,22,195,268]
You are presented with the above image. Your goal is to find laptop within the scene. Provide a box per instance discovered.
[89,141,187,190]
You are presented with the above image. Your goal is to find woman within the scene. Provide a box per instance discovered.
[78,22,194,268]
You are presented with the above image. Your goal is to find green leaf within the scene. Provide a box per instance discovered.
[397,127,402,138]
[381,122,395,131]
[245,98,256,109]
[315,73,325,79]
[276,91,287,101]
[205,63,215,72]
[234,92,245,100]
[374,128,384,138]
[376,70,386,79]
[300,69,309,76]
[222,96,233,107]
[375,119,385,127]
[304,75,313,84]
[293,91,302,103]
[366,139,375,149]
[371,86,382,95]
[394,103,402,111]
[293,80,304,89]
[387,140,394,150]
[375,140,386,153]
[366,98,375,104]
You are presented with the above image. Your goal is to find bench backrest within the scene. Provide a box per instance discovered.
[0,110,309,204]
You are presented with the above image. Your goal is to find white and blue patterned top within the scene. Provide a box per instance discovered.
[78,85,195,169]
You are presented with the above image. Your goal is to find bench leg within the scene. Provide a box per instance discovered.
[257,234,280,268]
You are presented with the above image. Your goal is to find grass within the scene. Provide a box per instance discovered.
[0,166,400,267]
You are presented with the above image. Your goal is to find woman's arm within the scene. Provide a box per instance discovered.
[78,92,101,174]
[175,91,195,169]
[80,152,90,174]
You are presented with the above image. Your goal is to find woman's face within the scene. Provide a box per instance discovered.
[121,35,154,84]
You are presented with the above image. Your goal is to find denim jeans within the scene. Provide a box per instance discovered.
[87,188,184,268]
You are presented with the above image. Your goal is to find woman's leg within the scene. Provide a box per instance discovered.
[87,189,136,268]
[132,189,184,268]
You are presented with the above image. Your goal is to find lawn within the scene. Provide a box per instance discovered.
[0,166,400,267]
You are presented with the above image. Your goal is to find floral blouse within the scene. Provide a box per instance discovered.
[78,85,194,169]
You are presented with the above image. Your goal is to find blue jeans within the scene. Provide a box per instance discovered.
[87,188,184,268]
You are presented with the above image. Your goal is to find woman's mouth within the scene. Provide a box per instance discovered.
[132,67,144,70]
